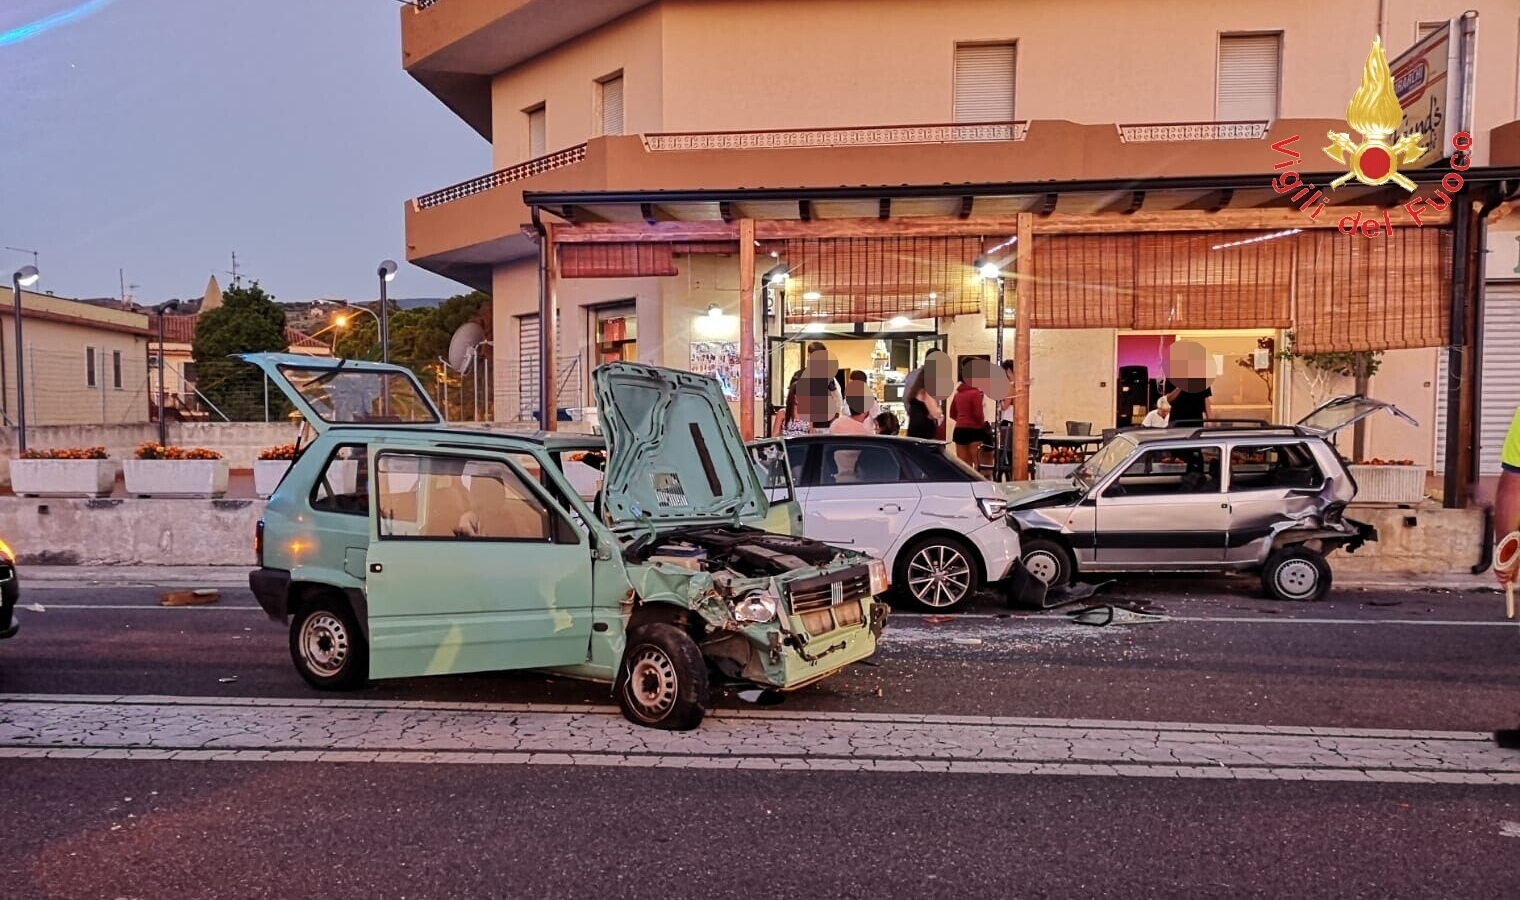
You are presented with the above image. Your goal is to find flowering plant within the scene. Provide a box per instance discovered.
[20,447,109,460]
[259,444,299,461]
[134,442,223,461]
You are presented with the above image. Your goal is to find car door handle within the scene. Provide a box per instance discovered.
[369,563,383,573]
[879,504,902,513]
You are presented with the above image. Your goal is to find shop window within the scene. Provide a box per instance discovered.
[311,445,370,517]
[1106,447,1222,497]
[594,308,637,366]
[1216,33,1281,121]
[1228,443,1324,492]
[526,103,546,158]
[598,73,624,136]
[953,42,1017,122]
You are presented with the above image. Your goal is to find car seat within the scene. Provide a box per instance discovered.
[467,473,548,539]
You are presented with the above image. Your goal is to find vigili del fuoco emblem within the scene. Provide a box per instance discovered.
[1324,35,1428,191]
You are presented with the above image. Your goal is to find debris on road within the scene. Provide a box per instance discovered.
[26,602,44,612]
[160,589,221,607]
[217,675,239,684]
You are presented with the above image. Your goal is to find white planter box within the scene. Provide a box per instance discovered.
[1036,462,1081,480]
[124,459,230,498]
[254,459,293,498]
[1348,464,1426,504]
[9,459,117,497]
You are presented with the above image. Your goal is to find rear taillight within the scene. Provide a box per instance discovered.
[255,519,265,566]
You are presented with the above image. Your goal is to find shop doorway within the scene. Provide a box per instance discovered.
[1115,330,1280,427]
[766,331,945,434]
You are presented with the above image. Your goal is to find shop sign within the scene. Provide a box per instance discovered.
[1264,32,1473,238]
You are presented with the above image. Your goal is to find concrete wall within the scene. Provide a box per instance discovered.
[0,498,264,566]
[1330,504,1486,574]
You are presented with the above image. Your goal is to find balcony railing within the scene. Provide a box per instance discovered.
[413,143,588,210]
[641,121,1028,152]
[414,0,440,9]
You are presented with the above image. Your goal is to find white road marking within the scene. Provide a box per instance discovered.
[2,694,1515,783]
[1500,821,1520,838]
[10,603,261,611]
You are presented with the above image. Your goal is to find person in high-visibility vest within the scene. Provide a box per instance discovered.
[1493,406,1520,749]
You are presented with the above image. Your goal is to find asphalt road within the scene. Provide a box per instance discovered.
[5,577,1520,899]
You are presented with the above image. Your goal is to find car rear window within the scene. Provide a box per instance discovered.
[1228,443,1325,491]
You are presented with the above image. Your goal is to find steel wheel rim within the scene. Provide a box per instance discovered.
[300,612,350,678]
[1024,550,1063,585]
[627,648,679,718]
[907,544,972,608]
[1275,559,1319,599]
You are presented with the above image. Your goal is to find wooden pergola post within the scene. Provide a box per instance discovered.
[1012,213,1033,480]
[738,218,756,440]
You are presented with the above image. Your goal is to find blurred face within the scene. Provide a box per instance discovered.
[845,379,870,415]
[922,350,952,396]
[797,348,838,420]
[961,358,1010,398]
[1167,340,1214,393]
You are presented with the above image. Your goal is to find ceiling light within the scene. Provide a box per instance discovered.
[802,291,821,301]
[707,304,722,318]
[889,316,910,328]
[804,322,824,333]
[928,292,937,301]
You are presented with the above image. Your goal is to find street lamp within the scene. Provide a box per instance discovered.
[153,299,182,446]
[11,265,39,452]
[377,260,397,364]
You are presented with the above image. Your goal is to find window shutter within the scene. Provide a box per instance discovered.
[527,106,546,158]
[601,76,624,136]
[518,314,540,422]
[1418,21,1447,39]
[1216,33,1281,121]
[954,42,1017,122]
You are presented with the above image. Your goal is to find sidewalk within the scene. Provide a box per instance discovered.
[18,565,1504,593]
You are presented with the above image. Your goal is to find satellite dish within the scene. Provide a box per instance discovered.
[448,321,486,372]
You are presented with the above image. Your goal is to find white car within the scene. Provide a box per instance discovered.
[769,434,1031,612]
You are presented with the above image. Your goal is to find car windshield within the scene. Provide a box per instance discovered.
[277,365,439,425]
[1074,434,1138,488]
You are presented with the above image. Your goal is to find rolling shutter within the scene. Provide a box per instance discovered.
[1432,283,1520,476]
[954,43,1017,122]
[1216,33,1281,121]
[527,105,546,158]
[600,75,624,136]
[517,314,540,422]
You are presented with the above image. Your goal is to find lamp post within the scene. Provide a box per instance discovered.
[377,260,397,364]
[976,256,1007,480]
[154,299,182,446]
[11,265,39,452]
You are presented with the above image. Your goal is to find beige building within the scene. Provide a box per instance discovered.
[401,0,1520,499]
[0,287,153,426]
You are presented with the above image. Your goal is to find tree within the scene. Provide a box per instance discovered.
[192,281,291,421]
[332,292,491,420]
[1277,331,1384,460]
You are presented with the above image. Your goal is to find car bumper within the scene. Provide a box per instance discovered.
[1,564,19,640]
[967,520,1024,584]
[759,595,887,691]
[249,567,292,620]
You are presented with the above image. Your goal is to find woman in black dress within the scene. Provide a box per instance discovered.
[905,380,942,439]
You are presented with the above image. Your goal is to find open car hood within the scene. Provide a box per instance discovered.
[232,353,443,434]
[593,362,767,529]
[1296,395,1417,437]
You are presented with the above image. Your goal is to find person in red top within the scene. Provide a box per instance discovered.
[949,375,989,467]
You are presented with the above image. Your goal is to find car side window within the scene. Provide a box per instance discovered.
[786,440,812,487]
[1229,443,1325,491]
[1105,446,1222,497]
[820,443,907,486]
[310,444,369,516]
[375,453,553,542]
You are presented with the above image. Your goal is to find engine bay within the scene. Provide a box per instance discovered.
[636,525,844,578]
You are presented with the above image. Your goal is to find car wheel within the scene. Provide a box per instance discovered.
[617,623,709,731]
[1021,537,1073,588]
[289,595,368,691]
[1262,546,1332,602]
[895,535,980,612]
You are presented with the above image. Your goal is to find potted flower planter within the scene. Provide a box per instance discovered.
[1348,463,1426,504]
[10,458,118,497]
[124,459,231,498]
[253,459,293,498]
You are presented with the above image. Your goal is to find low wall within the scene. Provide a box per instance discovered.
[0,420,556,487]
[1329,504,1486,575]
[0,497,265,566]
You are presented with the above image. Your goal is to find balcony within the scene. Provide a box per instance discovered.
[401,0,656,140]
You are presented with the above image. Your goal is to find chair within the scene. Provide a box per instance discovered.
[1066,421,1092,436]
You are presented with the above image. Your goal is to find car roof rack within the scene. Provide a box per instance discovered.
[1184,424,1306,439]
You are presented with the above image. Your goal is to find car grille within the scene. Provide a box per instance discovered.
[786,566,871,635]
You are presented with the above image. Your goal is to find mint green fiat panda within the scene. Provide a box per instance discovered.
[243,354,888,730]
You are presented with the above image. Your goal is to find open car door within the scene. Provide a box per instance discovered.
[747,438,804,536]
[233,352,444,434]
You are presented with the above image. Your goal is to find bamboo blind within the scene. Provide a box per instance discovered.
[1132,231,1294,330]
[782,236,985,323]
[984,234,1138,328]
[559,243,677,279]
[1291,227,1451,353]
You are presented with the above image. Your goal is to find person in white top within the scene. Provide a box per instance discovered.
[846,371,881,433]
[832,379,876,434]
[1142,396,1171,428]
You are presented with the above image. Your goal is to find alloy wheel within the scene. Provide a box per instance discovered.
[907,543,973,609]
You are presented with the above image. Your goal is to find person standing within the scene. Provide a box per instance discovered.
[949,373,989,467]
[905,376,943,439]
[1493,407,1520,748]
[771,382,813,437]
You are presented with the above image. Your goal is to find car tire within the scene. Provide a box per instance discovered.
[1021,537,1073,588]
[895,535,981,613]
[1261,546,1332,602]
[617,623,709,731]
[289,595,368,691]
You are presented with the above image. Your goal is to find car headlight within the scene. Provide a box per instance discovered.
[977,496,1008,521]
[867,558,889,595]
[730,588,779,624]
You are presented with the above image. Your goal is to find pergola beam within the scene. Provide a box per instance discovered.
[545,207,1453,244]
